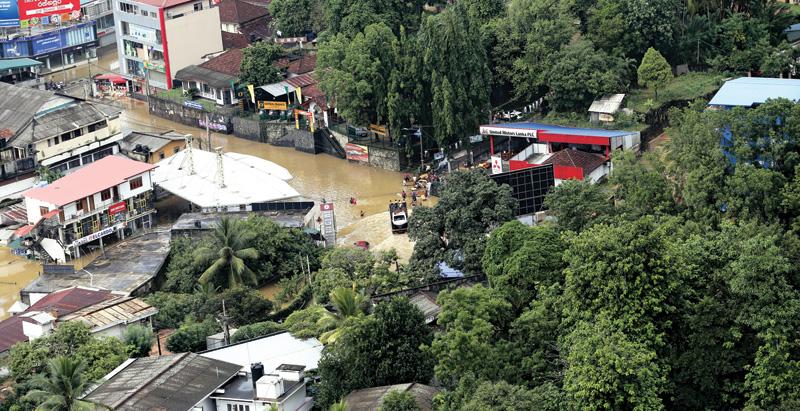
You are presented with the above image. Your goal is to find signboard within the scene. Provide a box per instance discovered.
[0,0,19,27]
[598,113,615,122]
[108,201,127,215]
[198,118,228,132]
[70,223,124,248]
[491,155,503,175]
[42,264,74,275]
[319,202,335,247]
[345,143,369,162]
[129,24,157,43]
[144,60,164,72]
[2,39,28,56]
[369,124,387,136]
[469,135,483,144]
[31,31,62,55]
[479,126,538,138]
[259,101,287,110]
[183,100,203,110]
[18,0,80,21]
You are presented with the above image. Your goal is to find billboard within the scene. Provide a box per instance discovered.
[345,143,369,162]
[0,0,19,27]
[31,30,62,55]
[2,39,28,56]
[18,0,80,21]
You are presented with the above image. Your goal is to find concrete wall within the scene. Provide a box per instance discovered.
[293,129,316,154]
[232,117,263,142]
[164,6,223,75]
[148,96,232,133]
[148,140,186,163]
[367,146,403,171]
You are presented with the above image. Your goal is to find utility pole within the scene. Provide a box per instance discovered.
[221,300,231,346]
[205,113,211,150]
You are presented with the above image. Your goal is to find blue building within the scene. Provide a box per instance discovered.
[0,22,97,76]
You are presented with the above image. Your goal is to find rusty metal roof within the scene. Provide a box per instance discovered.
[345,383,440,411]
[59,296,158,331]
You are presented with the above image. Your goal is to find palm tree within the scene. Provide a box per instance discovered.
[195,217,259,288]
[319,286,367,344]
[329,399,347,411]
[23,356,97,411]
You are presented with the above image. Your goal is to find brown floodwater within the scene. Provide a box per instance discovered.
[0,48,430,317]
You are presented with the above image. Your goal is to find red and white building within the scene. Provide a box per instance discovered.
[20,156,157,261]
[480,122,640,184]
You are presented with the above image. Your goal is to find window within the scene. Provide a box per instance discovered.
[159,152,165,160]
[130,176,143,190]
[87,121,107,133]
[193,2,203,10]
[173,146,180,154]
[202,83,209,93]
[149,11,156,17]
[40,206,49,216]
[140,8,147,15]
[121,21,129,36]
[76,199,84,211]
[101,189,111,201]
[119,2,138,14]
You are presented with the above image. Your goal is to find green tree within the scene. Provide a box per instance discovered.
[124,324,154,358]
[231,321,284,343]
[408,169,515,275]
[379,390,420,411]
[144,292,201,329]
[544,179,613,232]
[242,216,321,283]
[269,0,310,36]
[166,319,220,353]
[202,286,273,327]
[316,298,434,409]
[240,42,284,86]
[637,47,672,100]
[283,305,335,339]
[74,337,131,381]
[319,287,368,344]
[162,237,206,293]
[23,357,97,411]
[611,150,675,216]
[195,217,259,289]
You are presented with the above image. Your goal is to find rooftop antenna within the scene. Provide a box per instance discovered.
[184,136,195,175]
[215,147,226,188]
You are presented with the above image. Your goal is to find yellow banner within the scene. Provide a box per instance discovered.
[259,101,288,110]
[295,87,302,103]
[247,84,255,104]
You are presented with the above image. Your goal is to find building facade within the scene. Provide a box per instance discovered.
[0,22,99,74]
[22,155,157,260]
[112,0,223,91]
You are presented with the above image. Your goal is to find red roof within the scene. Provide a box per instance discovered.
[23,156,156,207]
[286,54,316,75]
[222,32,250,49]
[218,0,268,24]
[542,149,608,176]
[200,49,244,76]
[285,73,316,88]
[29,287,116,317]
[0,316,32,353]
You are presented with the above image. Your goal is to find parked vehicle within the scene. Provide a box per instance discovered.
[389,202,408,233]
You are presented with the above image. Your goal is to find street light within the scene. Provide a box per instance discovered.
[82,268,94,287]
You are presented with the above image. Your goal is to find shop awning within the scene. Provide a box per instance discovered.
[0,58,43,71]
[94,74,127,84]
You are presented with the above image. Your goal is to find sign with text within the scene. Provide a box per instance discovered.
[259,101,287,110]
[70,223,124,248]
[345,143,369,162]
[129,24,157,43]
[198,118,228,132]
[2,39,28,56]
[319,202,335,247]
[108,201,127,215]
[0,0,19,27]
[18,0,80,20]
[479,126,538,138]
[30,30,62,55]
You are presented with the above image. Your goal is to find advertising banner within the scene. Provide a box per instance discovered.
[319,202,335,247]
[18,0,80,20]
[108,201,127,215]
[31,30,62,55]
[2,39,28,56]
[345,143,369,162]
[479,126,538,138]
[259,101,287,110]
[0,0,19,27]
[129,24,157,43]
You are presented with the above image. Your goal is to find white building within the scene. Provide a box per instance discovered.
[21,155,157,260]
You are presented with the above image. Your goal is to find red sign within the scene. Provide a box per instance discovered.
[18,0,80,20]
[345,143,369,162]
[108,201,127,215]
[319,203,334,211]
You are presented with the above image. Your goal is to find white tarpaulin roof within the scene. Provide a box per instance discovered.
[200,331,323,373]
[152,149,300,208]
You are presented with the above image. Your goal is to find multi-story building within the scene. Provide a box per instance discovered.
[82,0,117,48]
[0,81,123,199]
[112,0,223,92]
[21,155,157,260]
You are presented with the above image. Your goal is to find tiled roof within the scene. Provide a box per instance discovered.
[199,48,244,76]
[286,54,316,75]
[541,149,608,176]
[222,32,250,49]
[28,287,117,317]
[285,73,316,88]
[218,0,268,24]
[85,353,241,410]
[23,155,157,207]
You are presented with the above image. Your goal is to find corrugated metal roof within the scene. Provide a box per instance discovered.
[59,297,158,331]
[708,77,800,107]
[588,93,625,114]
[0,81,55,142]
[260,81,291,96]
[32,102,108,141]
[28,286,117,317]
[345,383,440,411]
[174,65,237,89]
[85,353,241,411]
[199,331,322,374]
[409,292,440,323]
[0,58,43,71]
[120,130,188,154]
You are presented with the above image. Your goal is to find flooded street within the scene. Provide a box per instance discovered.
[0,49,432,316]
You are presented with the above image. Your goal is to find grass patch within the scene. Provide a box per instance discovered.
[532,111,647,132]
[156,88,218,112]
[626,71,725,113]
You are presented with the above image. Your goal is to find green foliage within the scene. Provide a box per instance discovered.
[37,166,63,184]
[144,292,201,329]
[611,150,675,216]
[283,305,335,339]
[75,337,131,381]
[22,356,97,411]
[166,318,220,353]
[379,390,420,411]
[316,298,434,409]
[203,286,274,327]
[637,47,672,100]
[240,42,284,86]
[123,324,154,358]
[241,216,321,284]
[230,321,284,343]
[162,237,203,293]
[408,169,515,276]
[195,217,259,289]
[544,179,613,232]
[269,0,310,36]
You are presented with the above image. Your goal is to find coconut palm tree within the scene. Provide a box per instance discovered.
[23,356,98,411]
[195,217,259,288]
[319,286,367,344]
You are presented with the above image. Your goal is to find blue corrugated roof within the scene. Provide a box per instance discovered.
[483,122,633,138]
[0,58,42,71]
[708,77,800,107]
